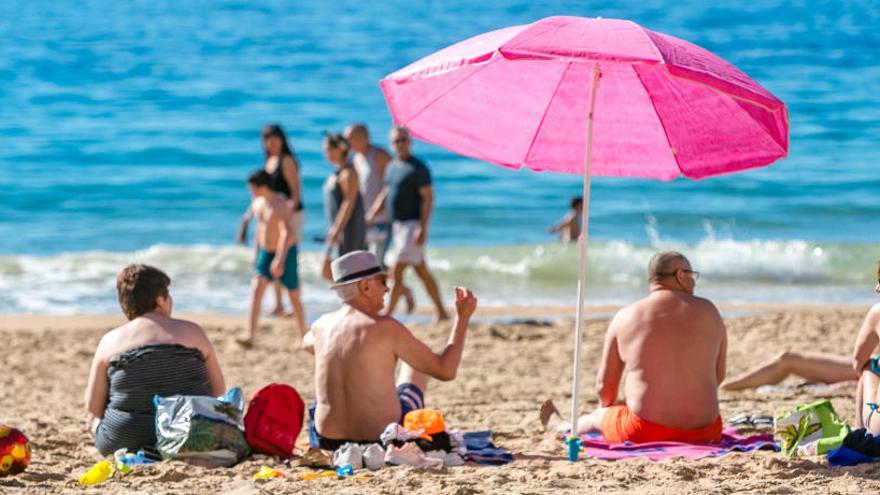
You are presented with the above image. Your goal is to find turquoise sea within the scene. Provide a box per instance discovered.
[1,1,879,314]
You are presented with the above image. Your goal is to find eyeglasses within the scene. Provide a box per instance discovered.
[374,274,388,287]
[657,269,700,281]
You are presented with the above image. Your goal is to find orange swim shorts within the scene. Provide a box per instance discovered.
[599,404,723,444]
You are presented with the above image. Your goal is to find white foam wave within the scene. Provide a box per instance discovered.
[0,238,876,315]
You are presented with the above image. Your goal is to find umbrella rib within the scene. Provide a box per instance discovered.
[520,60,573,168]
[393,56,498,127]
[658,64,789,157]
[632,63,683,178]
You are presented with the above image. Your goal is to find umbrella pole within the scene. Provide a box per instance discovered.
[568,64,601,461]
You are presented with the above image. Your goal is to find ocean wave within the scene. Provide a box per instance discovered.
[1,239,878,315]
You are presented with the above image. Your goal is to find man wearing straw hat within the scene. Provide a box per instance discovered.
[302,250,477,450]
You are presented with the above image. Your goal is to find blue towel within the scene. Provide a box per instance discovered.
[463,430,513,465]
[827,445,876,467]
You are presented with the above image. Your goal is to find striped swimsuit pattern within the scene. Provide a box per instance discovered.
[94,343,212,456]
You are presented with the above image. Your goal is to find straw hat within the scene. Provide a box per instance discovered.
[330,251,384,288]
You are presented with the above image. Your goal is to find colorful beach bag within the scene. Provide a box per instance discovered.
[244,383,305,459]
[776,399,850,457]
[154,388,250,467]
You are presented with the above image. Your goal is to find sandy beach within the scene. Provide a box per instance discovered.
[0,304,877,494]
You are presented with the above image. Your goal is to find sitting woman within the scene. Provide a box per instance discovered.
[84,264,226,456]
[853,263,880,433]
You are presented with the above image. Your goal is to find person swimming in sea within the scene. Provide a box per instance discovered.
[547,196,583,244]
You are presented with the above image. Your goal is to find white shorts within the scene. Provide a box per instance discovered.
[386,220,424,266]
[290,210,305,246]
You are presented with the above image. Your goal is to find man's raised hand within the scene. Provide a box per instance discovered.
[454,287,477,320]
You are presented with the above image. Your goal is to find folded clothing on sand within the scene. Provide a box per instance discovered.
[581,428,778,461]
[600,405,723,444]
[827,428,880,467]
[95,344,212,457]
[462,431,513,465]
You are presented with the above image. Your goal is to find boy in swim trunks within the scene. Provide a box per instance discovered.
[301,251,477,450]
[540,251,726,444]
[239,170,306,347]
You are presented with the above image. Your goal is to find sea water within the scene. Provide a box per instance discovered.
[1,0,878,314]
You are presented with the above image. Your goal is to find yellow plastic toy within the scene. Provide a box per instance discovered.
[253,465,286,479]
[302,470,337,480]
[78,460,114,486]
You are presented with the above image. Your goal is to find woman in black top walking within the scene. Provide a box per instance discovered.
[238,124,305,316]
[321,132,366,279]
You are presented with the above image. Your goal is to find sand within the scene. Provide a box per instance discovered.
[1,304,879,494]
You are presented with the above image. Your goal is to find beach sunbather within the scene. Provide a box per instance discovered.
[852,263,880,433]
[84,265,226,456]
[240,169,307,347]
[723,263,880,393]
[541,251,727,444]
[302,250,476,450]
[720,351,856,391]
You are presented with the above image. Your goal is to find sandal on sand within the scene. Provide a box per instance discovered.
[726,413,774,432]
[727,413,751,427]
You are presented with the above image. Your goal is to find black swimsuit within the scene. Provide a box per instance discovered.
[269,154,304,211]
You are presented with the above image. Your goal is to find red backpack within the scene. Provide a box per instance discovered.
[243,383,305,458]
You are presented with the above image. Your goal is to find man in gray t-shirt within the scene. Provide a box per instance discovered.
[367,127,449,321]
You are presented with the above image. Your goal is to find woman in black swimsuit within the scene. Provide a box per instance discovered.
[238,124,305,316]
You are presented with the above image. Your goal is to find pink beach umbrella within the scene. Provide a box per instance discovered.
[380,16,788,455]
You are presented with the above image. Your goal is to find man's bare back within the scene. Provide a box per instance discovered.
[610,290,725,429]
[540,252,727,442]
[308,308,407,440]
[304,251,477,446]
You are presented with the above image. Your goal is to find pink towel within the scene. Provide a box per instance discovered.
[581,428,778,461]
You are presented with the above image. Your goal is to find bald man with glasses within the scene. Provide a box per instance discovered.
[541,251,728,444]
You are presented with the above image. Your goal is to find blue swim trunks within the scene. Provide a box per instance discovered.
[254,245,299,290]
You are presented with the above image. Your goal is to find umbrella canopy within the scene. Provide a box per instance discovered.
[381,16,788,180]
[380,16,788,458]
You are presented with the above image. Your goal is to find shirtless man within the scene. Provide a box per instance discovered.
[239,170,306,346]
[302,250,477,449]
[541,251,727,444]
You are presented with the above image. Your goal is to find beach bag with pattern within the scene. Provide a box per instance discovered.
[154,387,250,467]
[244,383,305,459]
[775,399,850,457]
